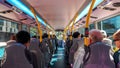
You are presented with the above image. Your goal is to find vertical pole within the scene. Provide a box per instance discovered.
[101,21,103,30]
[30,7,42,42]
[48,30,50,39]
[84,0,96,46]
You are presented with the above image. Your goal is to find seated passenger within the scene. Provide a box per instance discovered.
[6,34,16,45]
[113,30,120,68]
[2,31,33,68]
[1,35,16,67]
[101,30,114,60]
[84,29,115,68]
[100,30,112,46]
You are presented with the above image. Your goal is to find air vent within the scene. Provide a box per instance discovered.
[103,7,116,11]
[113,2,120,7]
[12,6,22,14]
[90,16,98,19]
[0,10,13,14]
[30,22,35,24]
[93,7,97,11]
[20,18,28,21]
[82,21,85,24]
[75,24,79,27]
[78,23,83,25]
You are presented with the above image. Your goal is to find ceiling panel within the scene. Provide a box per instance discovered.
[76,0,120,29]
[0,3,19,21]
[26,0,89,29]
[0,3,36,26]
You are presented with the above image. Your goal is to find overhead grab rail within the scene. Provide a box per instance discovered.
[30,6,42,42]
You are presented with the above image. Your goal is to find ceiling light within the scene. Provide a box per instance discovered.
[75,0,104,23]
[6,0,46,26]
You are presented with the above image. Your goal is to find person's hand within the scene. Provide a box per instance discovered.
[70,64,73,68]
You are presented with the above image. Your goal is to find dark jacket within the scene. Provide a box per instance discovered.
[2,43,33,68]
[113,49,120,68]
[40,38,51,66]
[84,42,115,68]
[29,38,46,68]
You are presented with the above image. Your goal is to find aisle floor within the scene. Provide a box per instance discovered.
[50,47,70,68]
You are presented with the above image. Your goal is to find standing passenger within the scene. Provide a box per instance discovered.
[65,35,73,65]
[69,32,82,67]
[29,38,45,68]
[73,35,84,68]
[113,30,120,68]
[84,29,115,68]
[41,33,51,67]
[53,35,58,52]
[2,31,33,68]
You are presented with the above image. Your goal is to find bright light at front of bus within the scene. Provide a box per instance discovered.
[0,42,6,47]
[75,0,104,23]
[6,0,46,26]
[0,42,6,59]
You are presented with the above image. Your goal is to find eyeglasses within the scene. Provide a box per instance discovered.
[113,39,120,42]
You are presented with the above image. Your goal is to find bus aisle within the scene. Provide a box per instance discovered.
[50,47,70,68]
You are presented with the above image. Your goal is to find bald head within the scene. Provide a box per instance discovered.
[89,29,103,43]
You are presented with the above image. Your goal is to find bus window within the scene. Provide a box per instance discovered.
[97,15,120,36]
[30,27,37,37]
[11,22,19,33]
[22,24,27,31]
[89,23,95,30]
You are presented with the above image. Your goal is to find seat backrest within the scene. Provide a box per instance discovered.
[30,50,38,68]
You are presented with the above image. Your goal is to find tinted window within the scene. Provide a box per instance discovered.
[97,15,120,36]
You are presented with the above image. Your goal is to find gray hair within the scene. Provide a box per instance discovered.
[89,29,103,43]
[100,30,107,37]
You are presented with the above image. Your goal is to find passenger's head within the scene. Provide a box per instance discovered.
[113,30,120,48]
[89,29,103,43]
[72,32,80,38]
[32,35,37,38]
[81,34,84,38]
[10,34,16,40]
[53,35,56,38]
[42,33,48,39]
[100,30,107,38]
[16,31,30,46]
[68,35,72,37]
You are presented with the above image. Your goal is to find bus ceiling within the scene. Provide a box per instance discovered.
[0,0,119,31]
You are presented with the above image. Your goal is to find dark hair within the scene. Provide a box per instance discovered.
[81,34,84,38]
[32,35,37,38]
[10,34,16,40]
[72,32,80,38]
[16,31,30,44]
[42,33,48,39]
